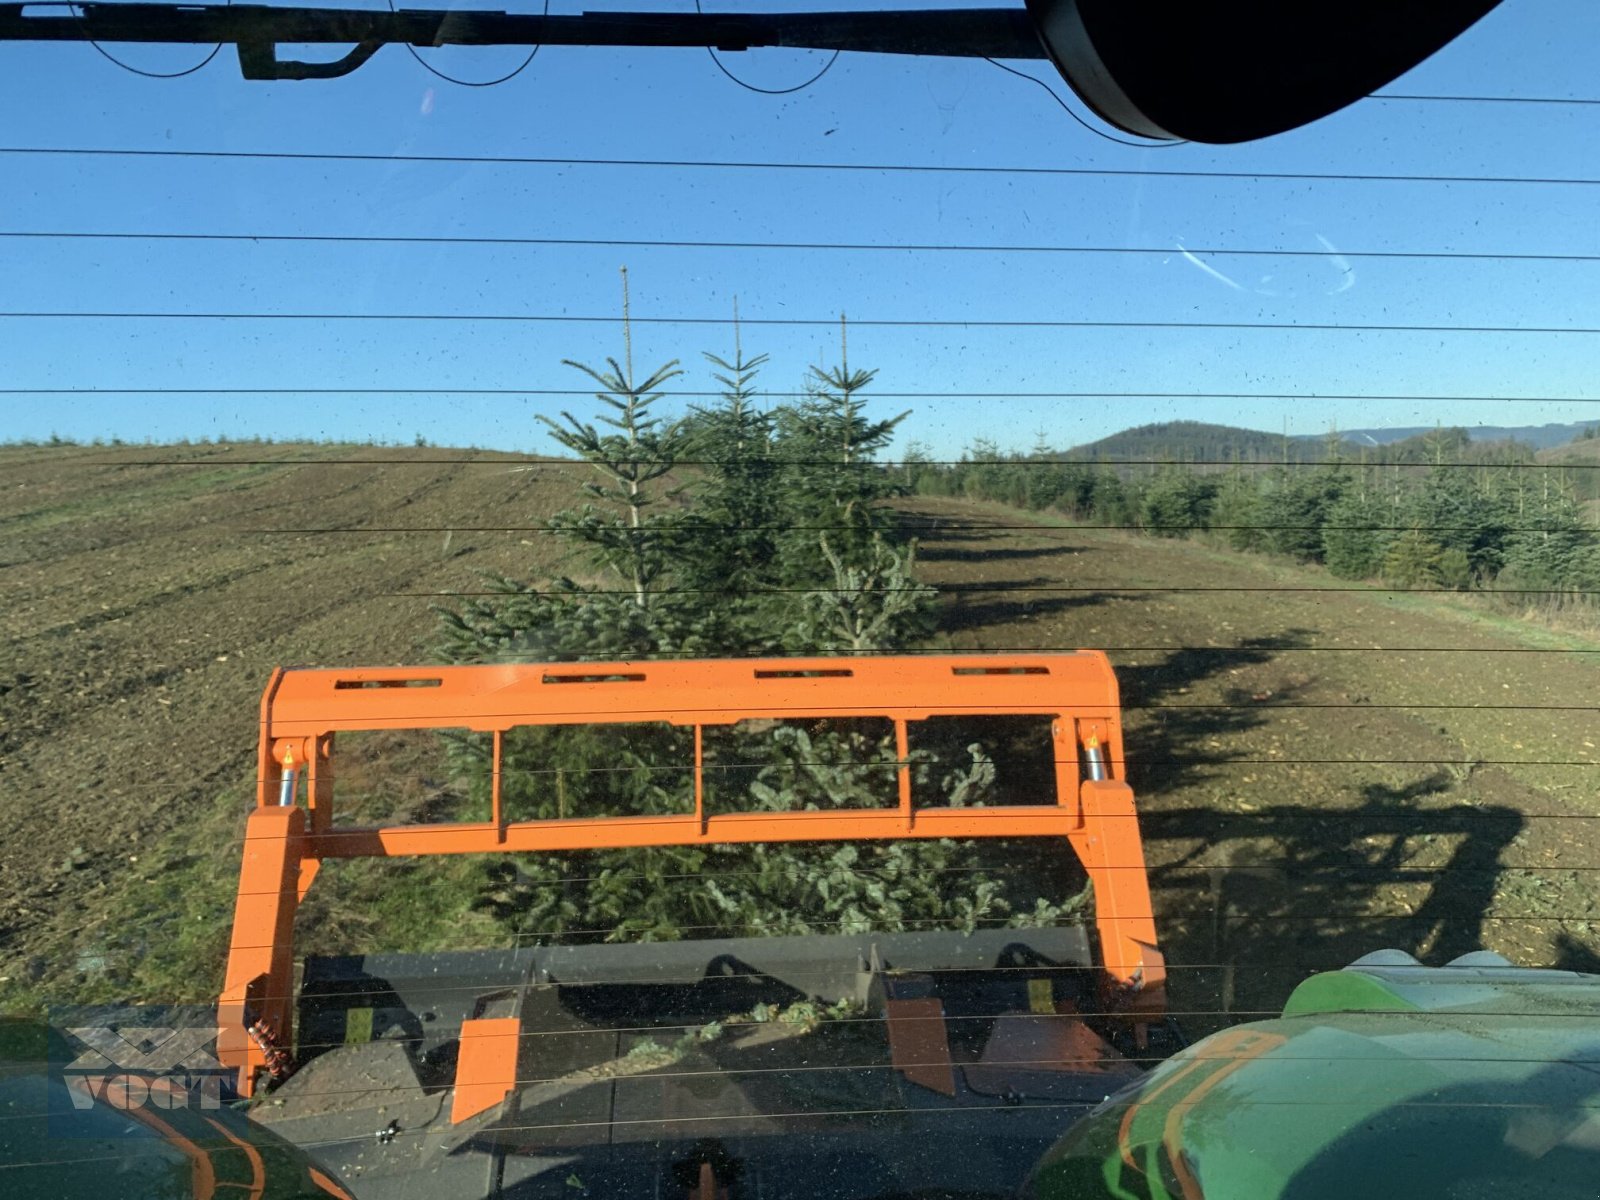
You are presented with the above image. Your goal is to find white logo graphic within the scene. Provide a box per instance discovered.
[61,1024,225,1111]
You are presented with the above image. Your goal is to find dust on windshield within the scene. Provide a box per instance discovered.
[2,3,1598,1199]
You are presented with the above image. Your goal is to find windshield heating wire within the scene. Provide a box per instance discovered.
[165,962,1600,1011]
[28,1042,1590,1116]
[9,390,1599,407]
[12,311,1600,335]
[27,451,1600,466]
[264,881,1514,908]
[224,860,1595,897]
[303,756,1600,776]
[1374,92,1600,106]
[258,521,1600,534]
[69,644,1600,655]
[12,227,1600,264]
[14,144,1600,189]
[225,928,1600,966]
[381,584,1600,600]
[235,808,1598,831]
[387,0,547,87]
[9,1086,1596,1166]
[283,1090,1600,1151]
[41,457,1600,471]
[23,0,231,79]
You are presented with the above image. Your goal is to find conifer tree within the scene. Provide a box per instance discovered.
[435,291,1060,947]
[672,302,781,645]
[1323,483,1393,580]
[1382,529,1445,588]
[1403,464,1511,579]
[539,268,687,609]
[1501,472,1591,590]
[1211,468,1266,552]
[786,534,935,653]
[1257,464,1347,562]
[1141,470,1219,537]
[773,316,908,584]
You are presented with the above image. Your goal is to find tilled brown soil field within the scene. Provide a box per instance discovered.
[0,442,581,999]
[3,447,1597,1029]
[904,497,1600,1029]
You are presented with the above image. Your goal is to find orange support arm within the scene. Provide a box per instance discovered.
[218,653,1163,1095]
[217,805,306,1094]
[1069,780,1167,1017]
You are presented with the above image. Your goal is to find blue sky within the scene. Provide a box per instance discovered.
[1,0,1598,457]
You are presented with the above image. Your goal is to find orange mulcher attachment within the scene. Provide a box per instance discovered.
[217,653,1166,1096]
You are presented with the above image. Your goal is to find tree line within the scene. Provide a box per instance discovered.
[911,427,1600,597]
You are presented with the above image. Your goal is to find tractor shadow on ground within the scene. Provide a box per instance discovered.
[1553,934,1600,975]
[1143,780,1524,1036]
[1113,632,1528,1037]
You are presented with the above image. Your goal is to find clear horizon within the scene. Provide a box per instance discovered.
[8,413,1598,460]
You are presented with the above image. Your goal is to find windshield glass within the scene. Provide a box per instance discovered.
[2,3,1598,1198]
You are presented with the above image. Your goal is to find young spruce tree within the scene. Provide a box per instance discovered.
[672,304,784,650]
[437,295,1065,950]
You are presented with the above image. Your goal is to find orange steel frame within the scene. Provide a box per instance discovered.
[218,653,1166,1094]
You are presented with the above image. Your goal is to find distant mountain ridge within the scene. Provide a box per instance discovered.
[1324,421,1600,450]
[1065,421,1310,463]
[1060,419,1600,463]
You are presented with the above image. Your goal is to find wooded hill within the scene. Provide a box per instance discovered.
[1023,420,1598,475]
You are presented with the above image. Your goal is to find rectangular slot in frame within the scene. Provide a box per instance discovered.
[753,668,855,679]
[950,666,1049,676]
[333,678,443,689]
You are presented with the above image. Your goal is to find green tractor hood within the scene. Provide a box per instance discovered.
[1024,950,1600,1200]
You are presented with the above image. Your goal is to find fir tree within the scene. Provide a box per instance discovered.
[1323,487,1393,580]
[1257,465,1347,562]
[435,291,1059,947]
[1212,469,1266,552]
[1141,470,1219,537]
[773,316,908,584]
[1500,473,1591,590]
[786,534,935,653]
[1403,465,1511,579]
[672,302,782,648]
[1383,530,1445,588]
[539,268,687,609]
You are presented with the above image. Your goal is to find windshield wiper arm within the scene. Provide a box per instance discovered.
[0,5,1046,80]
